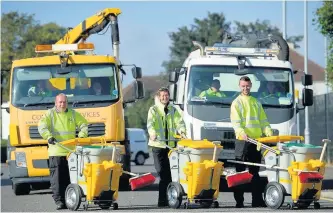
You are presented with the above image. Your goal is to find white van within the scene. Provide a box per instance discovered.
[127,128,150,165]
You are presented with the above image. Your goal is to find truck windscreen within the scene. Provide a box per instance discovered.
[187,65,294,108]
[11,64,119,108]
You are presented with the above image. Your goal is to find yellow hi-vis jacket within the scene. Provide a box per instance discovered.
[38,107,88,156]
[230,94,272,140]
[147,100,186,148]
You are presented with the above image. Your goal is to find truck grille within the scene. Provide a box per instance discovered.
[200,127,236,149]
[29,123,106,139]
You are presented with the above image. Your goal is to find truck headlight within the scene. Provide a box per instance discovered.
[15,152,27,167]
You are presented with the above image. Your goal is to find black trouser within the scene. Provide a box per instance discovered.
[152,147,172,204]
[49,156,71,204]
[233,142,264,205]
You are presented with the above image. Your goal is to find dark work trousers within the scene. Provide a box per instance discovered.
[152,147,172,204]
[49,156,71,204]
[233,141,264,205]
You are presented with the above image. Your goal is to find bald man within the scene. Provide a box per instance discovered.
[38,94,88,210]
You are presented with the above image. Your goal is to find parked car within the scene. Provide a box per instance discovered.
[127,128,150,165]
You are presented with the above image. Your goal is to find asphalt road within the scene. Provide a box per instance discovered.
[2,157,333,212]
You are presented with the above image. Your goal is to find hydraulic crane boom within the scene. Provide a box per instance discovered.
[56,8,121,58]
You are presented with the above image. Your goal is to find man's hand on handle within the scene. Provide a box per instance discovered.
[150,134,157,141]
[48,137,57,145]
[241,133,248,141]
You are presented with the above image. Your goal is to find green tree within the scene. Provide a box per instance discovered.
[1,12,66,102]
[163,13,304,72]
[313,1,333,86]
[234,20,303,48]
[162,12,231,71]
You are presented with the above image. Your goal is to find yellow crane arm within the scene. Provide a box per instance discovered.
[56,8,121,45]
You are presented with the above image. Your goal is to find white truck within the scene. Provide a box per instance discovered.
[168,34,314,166]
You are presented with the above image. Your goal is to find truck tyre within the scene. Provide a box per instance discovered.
[31,182,50,190]
[119,137,131,191]
[135,152,146,165]
[13,183,31,196]
[269,34,289,61]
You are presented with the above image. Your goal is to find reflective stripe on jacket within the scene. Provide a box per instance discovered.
[147,102,186,148]
[230,94,272,140]
[38,107,88,156]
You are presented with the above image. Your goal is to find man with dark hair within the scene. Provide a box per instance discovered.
[230,76,272,208]
[147,87,186,207]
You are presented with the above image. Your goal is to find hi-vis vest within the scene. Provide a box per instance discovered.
[230,94,272,140]
[38,107,88,156]
[147,103,186,148]
[199,88,227,98]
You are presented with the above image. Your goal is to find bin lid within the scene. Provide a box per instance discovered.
[256,135,304,143]
[178,139,223,149]
[283,142,321,148]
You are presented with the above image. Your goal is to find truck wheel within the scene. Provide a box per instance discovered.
[119,138,131,191]
[135,152,146,165]
[13,183,31,196]
[31,183,50,190]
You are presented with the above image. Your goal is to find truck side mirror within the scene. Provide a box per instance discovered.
[134,80,144,99]
[302,74,313,86]
[1,106,9,113]
[131,66,142,79]
[169,84,177,101]
[302,88,313,106]
[169,70,179,83]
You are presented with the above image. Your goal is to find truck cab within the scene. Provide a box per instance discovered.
[3,8,145,195]
[168,34,314,166]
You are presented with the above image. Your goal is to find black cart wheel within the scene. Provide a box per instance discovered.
[99,202,112,209]
[199,200,213,208]
[167,182,184,209]
[65,184,83,211]
[298,201,311,209]
[213,201,219,208]
[113,202,119,210]
[314,202,320,209]
[264,182,285,209]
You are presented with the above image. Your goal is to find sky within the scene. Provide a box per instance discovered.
[1,0,327,87]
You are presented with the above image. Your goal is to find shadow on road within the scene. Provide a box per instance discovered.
[1,178,11,186]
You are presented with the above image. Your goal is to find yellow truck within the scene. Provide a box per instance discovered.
[3,8,144,195]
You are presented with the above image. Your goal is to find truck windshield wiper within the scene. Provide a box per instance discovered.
[262,104,288,108]
[72,99,116,106]
[24,102,54,107]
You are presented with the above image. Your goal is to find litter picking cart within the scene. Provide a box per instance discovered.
[57,138,125,211]
[228,135,330,210]
[167,139,224,209]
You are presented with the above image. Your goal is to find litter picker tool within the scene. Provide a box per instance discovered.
[247,137,281,155]
[227,159,324,183]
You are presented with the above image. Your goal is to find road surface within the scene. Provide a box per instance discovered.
[1,158,333,212]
